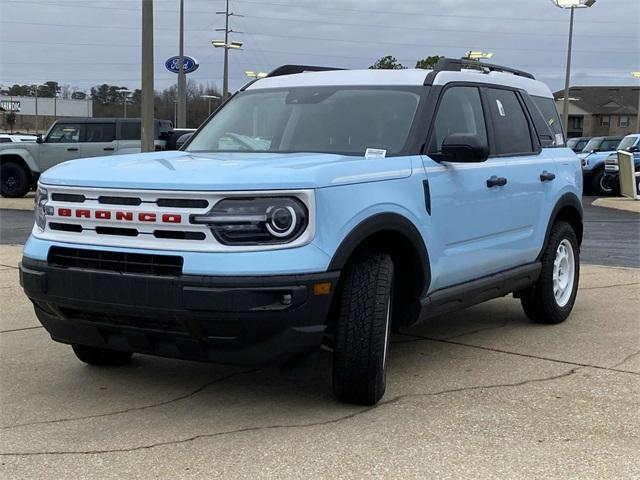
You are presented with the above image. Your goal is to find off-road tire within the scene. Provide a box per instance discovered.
[521,221,579,324]
[72,344,133,366]
[1,161,30,198]
[332,251,394,405]
[591,169,614,196]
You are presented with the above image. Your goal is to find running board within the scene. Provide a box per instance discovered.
[418,262,541,321]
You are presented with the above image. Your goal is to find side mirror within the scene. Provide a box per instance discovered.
[628,146,639,153]
[36,135,43,144]
[441,133,489,163]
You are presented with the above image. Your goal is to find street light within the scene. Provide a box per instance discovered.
[200,94,220,116]
[245,71,268,79]
[212,39,243,99]
[632,71,640,131]
[465,51,493,61]
[118,88,131,118]
[552,0,596,133]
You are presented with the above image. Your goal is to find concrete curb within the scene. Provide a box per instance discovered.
[0,193,34,211]
[592,197,640,214]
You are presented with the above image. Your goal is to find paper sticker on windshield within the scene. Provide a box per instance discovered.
[555,133,564,146]
[495,99,506,117]
[365,148,386,158]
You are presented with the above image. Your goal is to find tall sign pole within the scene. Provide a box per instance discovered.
[177,0,186,127]
[141,0,155,152]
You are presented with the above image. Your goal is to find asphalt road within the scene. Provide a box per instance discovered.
[2,195,638,267]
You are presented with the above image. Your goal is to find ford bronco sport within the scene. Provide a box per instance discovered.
[20,59,583,405]
[578,135,623,195]
[0,118,173,198]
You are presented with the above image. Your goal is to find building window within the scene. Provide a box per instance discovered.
[619,115,629,127]
[569,116,583,130]
[600,115,610,127]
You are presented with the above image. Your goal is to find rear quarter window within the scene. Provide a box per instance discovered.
[120,122,141,141]
[531,95,564,146]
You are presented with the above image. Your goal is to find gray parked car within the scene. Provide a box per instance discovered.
[0,118,173,197]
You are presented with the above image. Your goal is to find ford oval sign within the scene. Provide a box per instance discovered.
[165,56,199,74]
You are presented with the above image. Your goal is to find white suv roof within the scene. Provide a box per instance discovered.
[246,61,553,99]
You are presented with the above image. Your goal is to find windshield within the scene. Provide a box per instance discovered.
[186,86,424,156]
[617,136,638,151]
[582,137,603,152]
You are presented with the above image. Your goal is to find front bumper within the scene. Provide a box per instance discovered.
[20,256,339,366]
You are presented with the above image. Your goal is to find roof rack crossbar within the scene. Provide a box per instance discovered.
[429,58,535,81]
[266,64,346,78]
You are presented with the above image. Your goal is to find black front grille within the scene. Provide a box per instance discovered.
[51,193,86,203]
[59,307,187,334]
[98,196,142,206]
[48,247,183,276]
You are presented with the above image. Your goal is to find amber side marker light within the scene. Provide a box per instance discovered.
[313,282,332,296]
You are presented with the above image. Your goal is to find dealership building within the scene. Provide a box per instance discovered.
[0,95,93,134]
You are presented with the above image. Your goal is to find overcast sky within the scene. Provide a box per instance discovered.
[1,0,638,94]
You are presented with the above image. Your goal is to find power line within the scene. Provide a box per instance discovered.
[3,37,635,56]
[232,0,637,25]
[3,0,636,25]
[1,18,635,40]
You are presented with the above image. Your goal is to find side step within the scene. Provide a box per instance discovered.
[418,262,541,321]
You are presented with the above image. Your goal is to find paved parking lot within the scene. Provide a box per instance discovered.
[0,200,638,479]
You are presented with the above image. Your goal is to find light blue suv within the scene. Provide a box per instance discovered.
[578,135,623,195]
[20,59,583,405]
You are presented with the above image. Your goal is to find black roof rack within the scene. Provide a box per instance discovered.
[425,58,535,83]
[266,64,345,78]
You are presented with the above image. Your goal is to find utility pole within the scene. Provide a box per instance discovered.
[214,0,243,98]
[141,0,155,152]
[177,0,186,127]
[223,0,229,98]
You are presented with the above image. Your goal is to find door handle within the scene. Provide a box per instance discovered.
[66,147,78,151]
[540,171,556,182]
[104,147,115,151]
[486,176,507,188]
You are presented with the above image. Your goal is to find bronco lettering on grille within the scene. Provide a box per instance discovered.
[57,208,182,224]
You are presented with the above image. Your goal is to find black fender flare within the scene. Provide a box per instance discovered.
[327,212,431,297]
[538,192,583,260]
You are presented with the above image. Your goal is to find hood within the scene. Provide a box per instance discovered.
[39,151,413,191]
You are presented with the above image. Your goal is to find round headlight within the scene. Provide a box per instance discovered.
[266,206,296,237]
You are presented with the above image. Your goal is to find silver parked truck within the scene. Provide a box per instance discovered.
[0,118,173,198]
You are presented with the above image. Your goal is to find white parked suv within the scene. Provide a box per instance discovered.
[0,118,173,197]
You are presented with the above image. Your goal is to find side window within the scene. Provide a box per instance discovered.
[85,123,115,143]
[601,139,621,151]
[46,123,82,143]
[120,122,141,141]
[531,95,564,145]
[0,138,11,143]
[486,89,534,155]
[428,86,487,154]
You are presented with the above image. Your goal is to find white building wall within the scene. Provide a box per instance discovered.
[0,96,92,117]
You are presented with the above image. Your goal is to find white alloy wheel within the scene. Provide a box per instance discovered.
[553,239,575,307]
